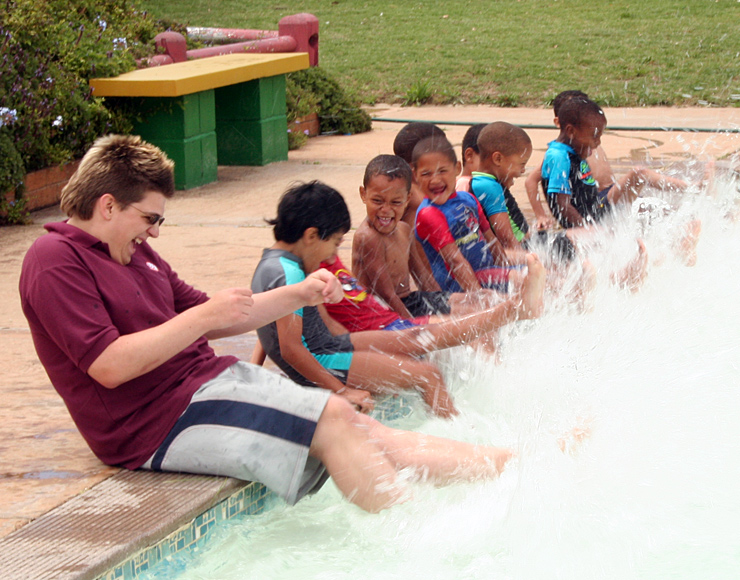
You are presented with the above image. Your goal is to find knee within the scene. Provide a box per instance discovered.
[320,394,358,425]
[630,167,649,182]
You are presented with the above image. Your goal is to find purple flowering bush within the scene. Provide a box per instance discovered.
[0,0,167,222]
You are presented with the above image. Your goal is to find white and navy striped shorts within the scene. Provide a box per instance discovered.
[142,362,331,505]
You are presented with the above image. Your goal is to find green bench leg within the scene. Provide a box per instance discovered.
[215,75,289,166]
[130,91,218,190]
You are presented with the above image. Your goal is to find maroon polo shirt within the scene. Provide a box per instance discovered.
[19,222,237,468]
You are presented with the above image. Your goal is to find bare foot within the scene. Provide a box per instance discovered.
[675,219,702,267]
[558,416,593,454]
[611,239,648,293]
[420,385,459,418]
[492,447,515,475]
[700,160,717,198]
[573,259,597,312]
[515,253,546,319]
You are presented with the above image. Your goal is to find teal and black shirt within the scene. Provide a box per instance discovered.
[251,248,353,386]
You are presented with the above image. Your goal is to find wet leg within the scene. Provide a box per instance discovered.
[674,219,702,267]
[360,414,513,483]
[310,396,407,512]
[610,239,648,292]
[346,351,458,418]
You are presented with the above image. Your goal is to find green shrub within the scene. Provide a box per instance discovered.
[0,131,27,225]
[0,0,162,218]
[285,76,319,150]
[287,68,371,137]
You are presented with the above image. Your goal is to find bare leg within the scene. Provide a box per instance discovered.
[572,259,597,312]
[515,253,546,318]
[310,396,513,512]
[674,219,702,267]
[610,239,648,292]
[610,166,689,205]
[360,413,513,483]
[448,289,504,315]
[350,254,546,357]
[346,351,458,418]
[310,396,407,512]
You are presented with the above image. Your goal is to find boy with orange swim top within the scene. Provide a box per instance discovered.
[412,135,513,293]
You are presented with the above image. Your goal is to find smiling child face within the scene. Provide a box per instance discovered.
[360,174,409,235]
[413,151,461,206]
[498,145,532,189]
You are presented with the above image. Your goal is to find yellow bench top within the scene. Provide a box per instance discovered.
[90,52,309,97]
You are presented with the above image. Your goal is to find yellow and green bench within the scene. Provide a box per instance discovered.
[90,52,309,189]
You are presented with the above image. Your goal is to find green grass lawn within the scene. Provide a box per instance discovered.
[140,0,740,108]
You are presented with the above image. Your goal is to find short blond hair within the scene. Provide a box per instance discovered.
[60,134,175,219]
[477,122,531,159]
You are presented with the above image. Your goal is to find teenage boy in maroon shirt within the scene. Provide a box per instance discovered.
[19,134,523,512]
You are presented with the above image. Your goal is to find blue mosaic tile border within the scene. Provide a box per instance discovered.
[95,393,413,580]
[94,482,276,580]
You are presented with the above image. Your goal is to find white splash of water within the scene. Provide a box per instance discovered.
[157,171,740,580]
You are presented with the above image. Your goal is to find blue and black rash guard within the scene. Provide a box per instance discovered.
[541,140,610,228]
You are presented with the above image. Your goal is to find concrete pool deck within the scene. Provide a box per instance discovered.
[1,105,739,579]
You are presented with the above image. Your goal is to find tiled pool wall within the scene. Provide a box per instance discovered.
[95,481,276,580]
[95,393,416,580]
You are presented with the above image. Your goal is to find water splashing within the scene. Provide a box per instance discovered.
[149,169,740,580]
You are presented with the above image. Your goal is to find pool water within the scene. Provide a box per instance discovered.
[147,171,740,580]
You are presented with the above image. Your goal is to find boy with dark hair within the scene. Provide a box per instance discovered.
[455,123,487,193]
[253,181,547,418]
[353,154,455,319]
[526,90,690,230]
[393,122,448,230]
[541,97,624,228]
[473,122,580,265]
[412,135,516,293]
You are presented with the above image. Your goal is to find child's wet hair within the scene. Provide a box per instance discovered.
[411,135,457,166]
[557,97,605,131]
[267,180,351,243]
[363,154,413,191]
[552,89,588,117]
[461,123,486,158]
[477,122,532,159]
[393,122,446,163]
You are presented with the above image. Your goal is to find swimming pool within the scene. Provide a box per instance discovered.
[142,169,740,580]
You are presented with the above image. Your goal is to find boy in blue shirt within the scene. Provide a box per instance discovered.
[470,122,532,255]
[541,97,623,228]
[528,90,690,230]
[471,122,578,265]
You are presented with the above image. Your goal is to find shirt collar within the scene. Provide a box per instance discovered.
[44,220,112,257]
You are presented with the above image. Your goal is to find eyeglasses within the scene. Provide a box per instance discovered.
[130,204,165,227]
